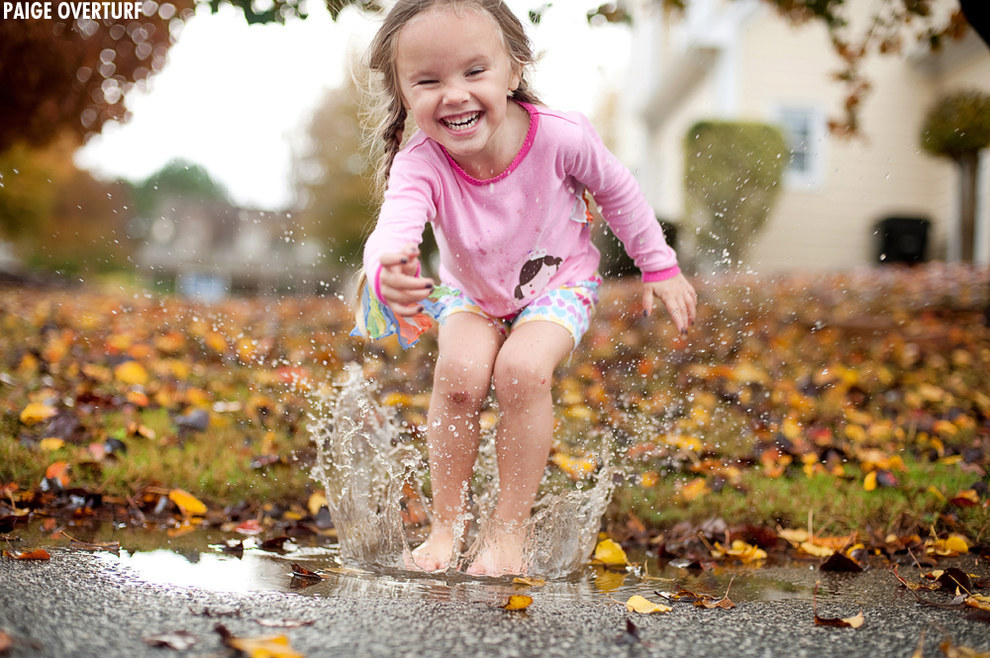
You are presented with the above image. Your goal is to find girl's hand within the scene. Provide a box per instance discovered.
[642,273,697,334]
[378,244,435,317]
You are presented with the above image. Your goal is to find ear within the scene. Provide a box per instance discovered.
[508,62,521,94]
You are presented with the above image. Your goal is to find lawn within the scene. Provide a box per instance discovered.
[1,263,988,552]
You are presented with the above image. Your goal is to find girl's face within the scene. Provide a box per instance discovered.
[395,6,525,179]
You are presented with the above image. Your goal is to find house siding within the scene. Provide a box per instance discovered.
[621,0,990,272]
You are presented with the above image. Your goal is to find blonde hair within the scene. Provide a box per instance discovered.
[363,0,542,196]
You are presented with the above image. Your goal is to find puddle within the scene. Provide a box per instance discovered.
[87,538,820,604]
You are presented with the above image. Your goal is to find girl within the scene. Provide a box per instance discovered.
[359,0,697,577]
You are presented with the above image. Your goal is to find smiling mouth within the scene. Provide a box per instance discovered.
[441,112,481,132]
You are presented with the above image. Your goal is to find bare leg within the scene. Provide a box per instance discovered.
[412,313,503,572]
[466,321,573,577]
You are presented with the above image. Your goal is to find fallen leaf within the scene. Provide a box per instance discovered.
[290,563,324,580]
[939,637,990,657]
[38,438,65,452]
[143,631,198,650]
[964,595,990,612]
[711,540,767,563]
[19,402,57,425]
[820,552,864,572]
[593,538,629,567]
[0,630,12,652]
[2,548,51,560]
[937,568,974,593]
[926,534,970,556]
[512,577,547,587]
[234,519,265,535]
[502,595,533,611]
[169,489,207,517]
[551,452,597,480]
[43,461,71,488]
[624,595,672,614]
[813,581,864,628]
[215,624,302,658]
[114,361,149,386]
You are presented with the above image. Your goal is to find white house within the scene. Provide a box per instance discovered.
[616,0,990,272]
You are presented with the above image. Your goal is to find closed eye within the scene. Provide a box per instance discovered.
[466,67,485,77]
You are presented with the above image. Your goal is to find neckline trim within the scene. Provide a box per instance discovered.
[441,101,538,186]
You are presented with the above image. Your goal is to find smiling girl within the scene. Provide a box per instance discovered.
[358,0,697,577]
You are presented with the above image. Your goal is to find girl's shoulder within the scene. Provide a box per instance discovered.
[524,103,597,148]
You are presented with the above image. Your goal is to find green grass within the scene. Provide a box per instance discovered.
[612,457,988,541]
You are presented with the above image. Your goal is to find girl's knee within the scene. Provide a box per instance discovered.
[433,357,491,410]
[493,356,551,406]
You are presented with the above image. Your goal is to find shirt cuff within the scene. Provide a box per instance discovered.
[642,266,681,283]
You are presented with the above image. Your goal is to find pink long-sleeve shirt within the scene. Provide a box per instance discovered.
[363,102,680,318]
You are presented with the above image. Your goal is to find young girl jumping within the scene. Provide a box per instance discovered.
[358,0,697,577]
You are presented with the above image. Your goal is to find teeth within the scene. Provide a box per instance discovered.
[443,112,480,131]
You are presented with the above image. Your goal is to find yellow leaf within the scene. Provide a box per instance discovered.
[965,595,990,612]
[512,577,546,587]
[712,540,767,563]
[228,634,303,658]
[502,595,533,610]
[625,595,672,614]
[114,361,148,386]
[551,453,596,480]
[593,538,629,567]
[799,541,834,557]
[926,534,969,556]
[307,491,328,517]
[679,477,710,502]
[863,470,877,491]
[20,402,57,425]
[39,438,65,452]
[169,489,207,517]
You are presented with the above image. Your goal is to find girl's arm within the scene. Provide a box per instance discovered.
[642,273,697,334]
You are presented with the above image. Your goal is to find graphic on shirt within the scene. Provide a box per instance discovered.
[515,249,562,300]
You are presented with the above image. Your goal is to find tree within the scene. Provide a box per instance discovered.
[684,121,788,270]
[920,90,990,263]
[131,158,229,216]
[0,0,186,154]
[291,77,375,270]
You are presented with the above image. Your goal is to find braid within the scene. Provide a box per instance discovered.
[378,103,408,192]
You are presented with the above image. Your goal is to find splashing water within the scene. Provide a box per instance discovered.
[309,364,616,578]
[309,364,418,569]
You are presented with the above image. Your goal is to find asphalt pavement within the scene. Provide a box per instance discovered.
[1,549,988,657]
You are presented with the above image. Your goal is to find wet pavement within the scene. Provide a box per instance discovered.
[1,542,989,657]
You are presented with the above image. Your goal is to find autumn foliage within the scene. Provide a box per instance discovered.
[0,263,988,552]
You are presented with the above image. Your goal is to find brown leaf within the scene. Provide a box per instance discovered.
[290,563,323,580]
[937,568,974,594]
[2,548,51,560]
[820,552,864,572]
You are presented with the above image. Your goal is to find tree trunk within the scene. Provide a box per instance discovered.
[958,153,978,262]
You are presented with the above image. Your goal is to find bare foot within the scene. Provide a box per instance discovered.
[411,524,458,572]
[464,524,527,577]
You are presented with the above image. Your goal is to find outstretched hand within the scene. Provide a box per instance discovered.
[378,244,435,317]
[642,273,698,334]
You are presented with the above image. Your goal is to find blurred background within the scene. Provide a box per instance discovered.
[1,0,988,298]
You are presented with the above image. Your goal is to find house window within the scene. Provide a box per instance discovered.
[775,106,825,188]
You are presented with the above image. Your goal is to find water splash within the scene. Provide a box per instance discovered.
[309,364,616,578]
[309,364,418,569]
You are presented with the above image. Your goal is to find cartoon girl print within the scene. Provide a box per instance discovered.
[515,249,562,300]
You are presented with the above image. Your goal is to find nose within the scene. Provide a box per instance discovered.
[441,83,469,106]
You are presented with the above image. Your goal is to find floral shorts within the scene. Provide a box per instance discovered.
[438,276,602,348]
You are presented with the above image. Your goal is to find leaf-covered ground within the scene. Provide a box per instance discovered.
[1,263,988,558]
